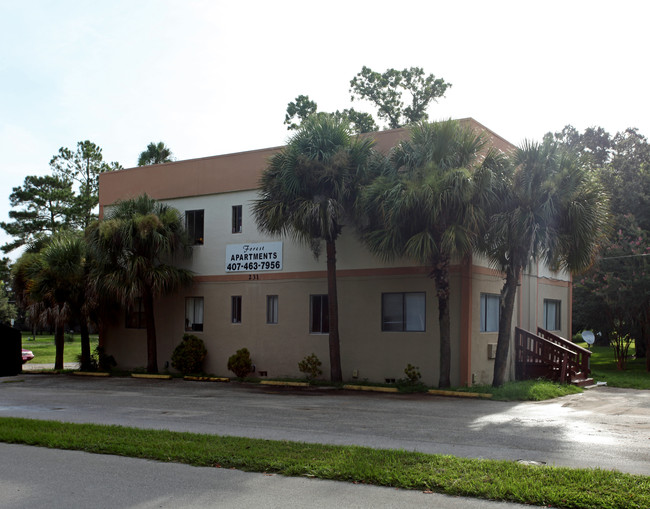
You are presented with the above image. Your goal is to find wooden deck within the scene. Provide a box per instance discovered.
[515,327,593,386]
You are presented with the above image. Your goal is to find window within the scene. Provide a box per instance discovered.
[232,205,242,233]
[544,299,561,331]
[125,298,145,329]
[185,297,204,332]
[266,295,278,324]
[231,296,242,323]
[381,292,425,332]
[185,210,204,245]
[310,295,329,333]
[480,293,500,332]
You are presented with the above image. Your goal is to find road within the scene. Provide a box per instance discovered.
[1,374,649,475]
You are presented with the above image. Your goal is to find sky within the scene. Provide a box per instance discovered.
[1,0,649,258]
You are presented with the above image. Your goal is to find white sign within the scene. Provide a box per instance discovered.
[226,242,283,272]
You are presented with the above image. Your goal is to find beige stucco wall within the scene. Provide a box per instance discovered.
[103,271,466,387]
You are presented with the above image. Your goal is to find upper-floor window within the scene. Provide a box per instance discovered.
[186,209,204,245]
[480,293,500,332]
[381,292,425,332]
[544,299,561,331]
[232,205,242,234]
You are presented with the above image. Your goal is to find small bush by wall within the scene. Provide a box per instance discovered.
[171,334,207,374]
[227,347,252,378]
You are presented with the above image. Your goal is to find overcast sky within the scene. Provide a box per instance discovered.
[1,0,648,257]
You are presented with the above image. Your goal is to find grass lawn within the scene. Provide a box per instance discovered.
[0,417,646,509]
[21,333,99,364]
[575,341,650,390]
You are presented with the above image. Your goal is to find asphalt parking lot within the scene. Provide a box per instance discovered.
[1,374,649,476]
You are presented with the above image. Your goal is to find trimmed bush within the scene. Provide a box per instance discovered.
[298,353,322,380]
[171,334,207,374]
[227,347,252,378]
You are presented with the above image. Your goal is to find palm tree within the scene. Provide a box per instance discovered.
[485,140,609,387]
[39,233,95,370]
[138,142,174,166]
[88,194,193,373]
[358,120,505,388]
[253,114,375,382]
[12,238,84,370]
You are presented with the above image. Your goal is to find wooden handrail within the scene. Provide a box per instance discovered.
[537,327,591,378]
[515,327,588,383]
[537,328,591,355]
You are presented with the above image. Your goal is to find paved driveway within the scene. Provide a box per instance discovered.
[1,374,649,475]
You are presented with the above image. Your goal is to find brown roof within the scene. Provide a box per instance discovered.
[99,118,515,209]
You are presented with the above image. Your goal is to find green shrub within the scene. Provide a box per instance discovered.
[96,346,117,372]
[227,347,252,378]
[298,353,322,380]
[171,334,207,374]
[64,333,75,343]
[396,363,426,393]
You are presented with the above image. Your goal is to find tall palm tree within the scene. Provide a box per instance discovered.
[87,194,193,373]
[39,233,95,370]
[253,114,375,382]
[358,120,505,388]
[12,237,86,370]
[138,142,174,166]
[485,140,609,387]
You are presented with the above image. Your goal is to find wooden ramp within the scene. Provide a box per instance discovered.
[515,327,593,386]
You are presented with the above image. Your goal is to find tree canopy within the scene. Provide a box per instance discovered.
[350,66,451,129]
[50,140,122,230]
[87,194,193,373]
[254,114,375,382]
[359,120,504,387]
[1,175,75,254]
[138,141,175,166]
[484,139,609,386]
[285,66,450,133]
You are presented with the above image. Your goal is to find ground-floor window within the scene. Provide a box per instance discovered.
[267,295,278,324]
[480,293,500,332]
[185,297,204,331]
[310,294,329,333]
[232,296,242,323]
[381,292,425,332]
[544,299,561,331]
[125,297,145,329]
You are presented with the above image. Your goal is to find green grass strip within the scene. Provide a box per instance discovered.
[0,417,648,509]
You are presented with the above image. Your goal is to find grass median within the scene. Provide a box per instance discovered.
[1,417,647,509]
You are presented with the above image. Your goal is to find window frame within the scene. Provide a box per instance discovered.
[480,293,500,333]
[266,295,278,324]
[310,294,329,334]
[232,205,242,234]
[231,295,242,324]
[185,209,204,245]
[381,292,426,332]
[543,299,561,331]
[185,297,204,332]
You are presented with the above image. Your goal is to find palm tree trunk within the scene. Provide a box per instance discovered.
[432,257,451,388]
[326,239,342,383]
[143,289,158,374]
[54,323,65,370]
[79,317,91,371]
[492,264,522,387]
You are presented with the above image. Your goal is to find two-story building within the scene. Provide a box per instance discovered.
[98,119,572,386]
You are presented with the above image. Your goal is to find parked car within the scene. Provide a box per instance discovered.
[21,349,34,364]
